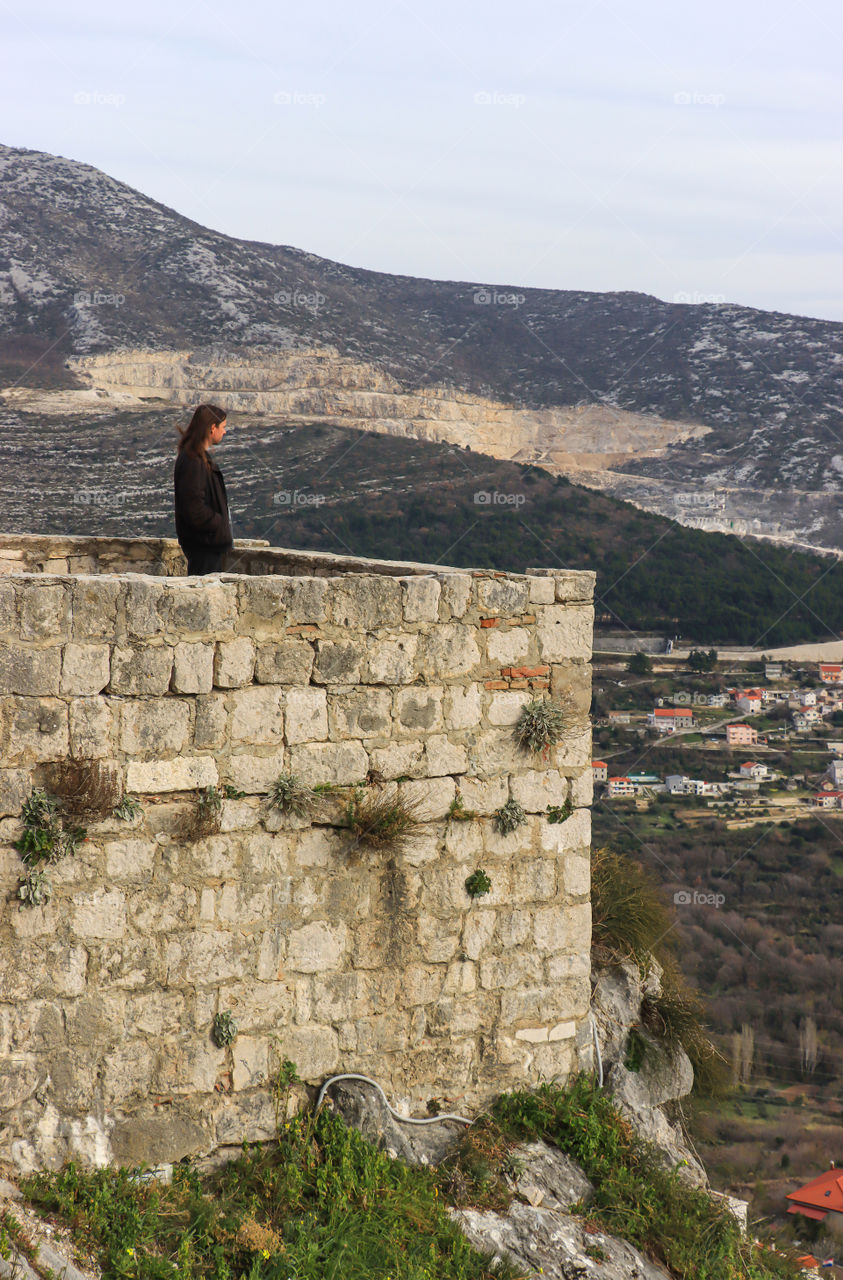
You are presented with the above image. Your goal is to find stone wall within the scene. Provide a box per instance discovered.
[0,537,594,1171]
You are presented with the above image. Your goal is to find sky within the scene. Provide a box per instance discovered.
[5,0,843,321]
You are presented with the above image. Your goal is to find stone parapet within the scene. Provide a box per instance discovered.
[0,536,593,1171]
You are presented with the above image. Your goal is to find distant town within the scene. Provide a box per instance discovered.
[593,654,843,822]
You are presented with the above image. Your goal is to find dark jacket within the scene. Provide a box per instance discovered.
[174,450,233,552]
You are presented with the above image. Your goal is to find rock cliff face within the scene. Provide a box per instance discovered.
[66,348,708,475]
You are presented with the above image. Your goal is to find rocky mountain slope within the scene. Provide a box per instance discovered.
[1,144,842,549]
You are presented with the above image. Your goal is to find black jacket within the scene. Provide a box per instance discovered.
[174,451,233,552]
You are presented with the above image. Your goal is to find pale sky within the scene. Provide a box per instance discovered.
[5,0,843,320]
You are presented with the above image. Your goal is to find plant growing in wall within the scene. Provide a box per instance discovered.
[546,797,574,823]
[268,772,322,819]
[344,785,424,854]
[447,794,477,823]
[493,798,527,836]
[112,794,143,822]
[464,869,492,898]
[182,785,223,840]
[513,696,568,756]
[14,789,86,908]
[44,759,121,820]
[212,1011,238,1048]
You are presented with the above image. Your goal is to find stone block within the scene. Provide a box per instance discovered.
[64,994,125,1046]
[214,638,256,687]
[495,909,533,948]
[60,643,110,695]
[361,636,418,684]
[193,694,228,748]
[0,581,16,635]
[101,1041,157,1105]
[329,576,402,629]
[416,915,461,963]
[540,808,590,854]
[105,838,157,881]
[328,689,392,739]
[461,910,496,961]
[173,642,215,693]
[256,640,315,684]
[120,699,191,757]
[70,888,127,941]
[288,741,368,788]
[126,755,217,793]
[69,697,116,759]
[438,573,472,617]
[401,576,441,622]
[285,687,328,743]
[442,960,477,995]
[0,1055,45,1112]
[485,627,531,666]
[124,578,171,639]
[444,684,482,730]
[164,931,251,985]
[468,728,521,776]
[3,697,68,762]
[19,582,70,641]
[230,685,284,745]
[553,570,596,602]
[0,646,61,695]
[534,905,572,953]
[166,581,238,634]
[287,577,328,624]
[277,1025,339,1081]
[110,1110,210,1167]
[512,858,557,902]
[510,770,570,813]
[527,575,556,605]
[394,686,443,734]
[0,767,30,818]
[109,646,174,694]
[423,734,468,776]
[235,577,290,631]
[478,952,544,990]
[536,605,594,662]
[417,626,480,679]
[476,577,530,615]
[398,775,455,821]
[562,855,590,896]
[71,577,122,639]
[224,750,285,793]
[369,740,424,779]
[287,921,347,973]
[570,771,593,807]
[312,639,361,684]
[232,1036,269,1091]
[457,776,508,816]
[487,690,529,726]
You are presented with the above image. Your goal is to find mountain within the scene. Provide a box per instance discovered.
[1,143,842,551]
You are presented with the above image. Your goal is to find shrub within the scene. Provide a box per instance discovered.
[344,785,425,853]
[513,696,569,754]
[493,798,527,835]
[44,759,122,820]
[268,772,322,819]
[590,845,673,962]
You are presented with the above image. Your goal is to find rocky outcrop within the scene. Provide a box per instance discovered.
[590,960,707,1187]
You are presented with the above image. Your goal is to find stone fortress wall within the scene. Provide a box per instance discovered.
[0,535,594,1172]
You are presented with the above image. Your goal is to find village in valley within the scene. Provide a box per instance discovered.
[592,652,843,820]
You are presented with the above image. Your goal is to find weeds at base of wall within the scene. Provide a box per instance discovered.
[18,1077,800,1280]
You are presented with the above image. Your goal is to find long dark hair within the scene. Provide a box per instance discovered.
[177,404,227,466]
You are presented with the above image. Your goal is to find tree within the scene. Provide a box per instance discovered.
[799,1016,819,1079]
[732,1022,755,1086]
[627,651,652,675]
[688,648,718,673]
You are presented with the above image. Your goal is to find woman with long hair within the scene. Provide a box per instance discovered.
[174,404,233,575]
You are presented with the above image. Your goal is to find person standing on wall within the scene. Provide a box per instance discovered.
[174,404,234,575]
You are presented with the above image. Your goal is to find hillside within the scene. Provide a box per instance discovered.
[1,143,842,549]
[2,403,843,646]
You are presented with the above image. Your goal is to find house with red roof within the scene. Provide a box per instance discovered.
[820,664,843,685]
[647,707,694,734]
[787,1168,843,1239]
[592,761,608,782]
[727,723,758,746]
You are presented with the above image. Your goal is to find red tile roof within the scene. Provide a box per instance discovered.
[787,1169,843,1217]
